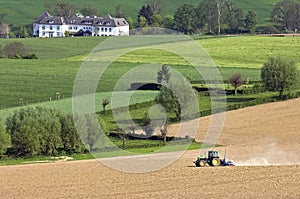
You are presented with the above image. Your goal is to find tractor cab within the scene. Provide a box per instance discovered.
[208,150,219,159]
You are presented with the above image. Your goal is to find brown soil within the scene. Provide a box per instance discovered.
[0,98,299,198]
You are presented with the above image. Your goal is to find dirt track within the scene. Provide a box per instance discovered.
[0,98,300,198]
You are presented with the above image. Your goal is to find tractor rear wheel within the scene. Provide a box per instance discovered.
[211,158,220,166]
[199,160,206,167]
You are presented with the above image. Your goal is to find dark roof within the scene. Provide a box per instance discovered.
[34,11,64,25]
[34,12,128,27]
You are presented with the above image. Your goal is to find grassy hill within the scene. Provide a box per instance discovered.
[0,0,280,26]
[0,35,299,109]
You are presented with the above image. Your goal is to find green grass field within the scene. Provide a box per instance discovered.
[0,0,281,26]
[0,36,299,110]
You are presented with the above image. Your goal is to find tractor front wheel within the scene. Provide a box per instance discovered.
[199,160,206,167]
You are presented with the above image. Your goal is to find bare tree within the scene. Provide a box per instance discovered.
[102,99,110,112]
[215,0,225,35]
[0,23,9,38]
[160,124,167,145]
[54,2,76,18]
[229,73,243,95]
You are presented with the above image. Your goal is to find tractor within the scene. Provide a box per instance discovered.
[194,150,235,167]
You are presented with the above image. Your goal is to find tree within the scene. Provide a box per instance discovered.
[142,112,154,137]
[160,124,167,145]
[0,23,9,38]
[174,4,196,34]
[44,1,53,14]
[261,57,298,98]
[0,12,7,24]
[3,42,31,59]
[215,0,226,35]
[271,0,300,32]
[115,4,126,18]
[81,6,101,16]
[59,113,85,153]
[229,73,243,95]
[125,16,134,29]
[197,0,217,34]
[157,64,170,83]
[244,9,258,34]
[137,5,154,27]
[162,15,175,29]
[225,1,243,33]
[54,2,76,18]
[85,114,101,151]
[102,99,110,112]
[0,119,10,155]
[6,107,62,157]
[145,0,167,15]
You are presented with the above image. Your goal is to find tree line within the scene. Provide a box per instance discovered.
[0,106,105,157]
[2,0,300,38]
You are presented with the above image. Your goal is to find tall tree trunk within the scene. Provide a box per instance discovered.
[216,0,224,35]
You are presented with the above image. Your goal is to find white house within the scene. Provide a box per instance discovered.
[33,12,129,38]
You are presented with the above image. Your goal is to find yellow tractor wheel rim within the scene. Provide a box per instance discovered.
[200,161,205,167]
[212,159,219,166]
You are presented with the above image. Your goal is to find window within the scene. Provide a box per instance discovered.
[56,26,60,30]
[57,32,60,37]
[101,28,104,32]
[49,26,53,30]
[74,26,78,30]
[42,25,45,30]
[42,31,45,36]
[69,26,72,30]
[109,28,112,32]
[105,28,107,32]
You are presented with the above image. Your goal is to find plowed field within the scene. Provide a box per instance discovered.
[0,98,299,198]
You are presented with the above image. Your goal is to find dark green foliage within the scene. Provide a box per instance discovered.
[174,4,196,34]
[271,0,300,32]
[0,119,10,155]
[225,1,244,33]
[5,107,88,157]
[261,57,298,98]
[137,4,154,27]
[142,113,154,136]
[59,113,85,153]
[244,9,258,33]
[6,107,61,156]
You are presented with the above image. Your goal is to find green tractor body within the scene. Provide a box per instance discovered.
[194,150,222,167]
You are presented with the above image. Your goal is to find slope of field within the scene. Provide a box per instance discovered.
[0,0,280,25]
[1,36,300,109]
[0,98,299,198]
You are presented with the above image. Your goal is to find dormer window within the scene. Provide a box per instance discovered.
[49,19,54,24]
[71,19,76,24]
[98,21,103,25]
